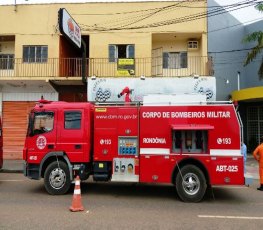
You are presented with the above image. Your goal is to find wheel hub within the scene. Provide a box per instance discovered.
[49,168,66,190]
[182,173,200,196]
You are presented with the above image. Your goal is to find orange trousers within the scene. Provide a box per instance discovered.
[253,143,263,184]
[260,167,263,184]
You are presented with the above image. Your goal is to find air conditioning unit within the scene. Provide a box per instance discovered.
[188,41,198,49]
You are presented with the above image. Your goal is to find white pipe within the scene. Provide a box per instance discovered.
[237,71,240,91]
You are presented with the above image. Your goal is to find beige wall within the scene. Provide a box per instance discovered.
[0,5,60,58]
[0,1,207,59]
[0,1,208,77]
[70,2,207,33]
[0,42,14,54]
[90,33,152,58]
[14,34,59,59]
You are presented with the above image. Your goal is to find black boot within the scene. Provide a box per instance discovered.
[257,184,263,191]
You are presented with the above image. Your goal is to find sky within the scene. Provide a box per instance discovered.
[214,0,262,24]
[1,0,262,24]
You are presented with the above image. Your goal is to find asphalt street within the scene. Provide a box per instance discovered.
[0,172,263,230]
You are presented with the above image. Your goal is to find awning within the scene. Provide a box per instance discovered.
[231,86,263,102]
[171,124,214,130]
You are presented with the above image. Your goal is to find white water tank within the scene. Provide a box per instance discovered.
[143,94,207,106]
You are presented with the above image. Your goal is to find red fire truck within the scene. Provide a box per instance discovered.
[23,97,244,202]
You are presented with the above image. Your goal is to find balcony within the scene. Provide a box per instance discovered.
[0,56,214,79]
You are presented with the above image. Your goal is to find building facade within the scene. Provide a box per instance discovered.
[0,0,212,159]
[208,0,263,152]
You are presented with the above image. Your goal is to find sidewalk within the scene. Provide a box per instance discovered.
[0,160,24,173]
[0,156,260,181]
[245,155,259,180]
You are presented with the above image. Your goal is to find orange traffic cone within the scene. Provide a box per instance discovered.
[69,176,84,212]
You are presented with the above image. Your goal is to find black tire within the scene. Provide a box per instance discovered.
[44,161,71,195]
[175,165,207,202]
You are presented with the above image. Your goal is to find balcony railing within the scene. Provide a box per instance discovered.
[0,56,214,78]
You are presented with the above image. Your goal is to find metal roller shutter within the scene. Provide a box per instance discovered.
[3,102,36,160]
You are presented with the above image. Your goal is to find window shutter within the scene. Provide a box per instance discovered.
[42,46,48,62]
[23,46,29,62]
[109,45,117,62]
[127,45,135,58]
[36,46,41,62]
[29,46,35,62]
[163,52,169,68]
[180,52,187,68]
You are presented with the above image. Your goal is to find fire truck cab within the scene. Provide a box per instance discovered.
[23,98,244,202]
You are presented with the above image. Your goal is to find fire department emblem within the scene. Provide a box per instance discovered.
[67,18,74,38]
[36,136,47,150]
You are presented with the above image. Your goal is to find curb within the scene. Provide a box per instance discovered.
[0,169,23,173]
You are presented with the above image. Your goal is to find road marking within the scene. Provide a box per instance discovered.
[198,215,263,220]
[0,180,25,182]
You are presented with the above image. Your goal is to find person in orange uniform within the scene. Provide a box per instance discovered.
[253,136,263,191]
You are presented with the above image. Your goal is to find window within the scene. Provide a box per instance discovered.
[65,111,81,129]
[163,52,187,69]
[109,44,135,62]
[0,54,14,70]
[247,106,263,151]
[172,130,208,153]
[23,45,48,63]
[188,41,198,49]
[33,112,54,135]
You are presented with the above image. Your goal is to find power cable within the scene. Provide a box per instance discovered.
[80,0,260,31]
[73,0,207,16]
[73,0,256,16]
[132,1,258,29]
[79,0,243,30]
[208,17,263,33]
[115,2,182,29]
[209,46,263,53]
[79,1,185,29]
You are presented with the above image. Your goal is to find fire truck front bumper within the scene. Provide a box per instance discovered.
[23,162,41,180]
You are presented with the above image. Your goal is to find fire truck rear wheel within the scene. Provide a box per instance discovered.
[175,165,207,202]
[44,161,71,195]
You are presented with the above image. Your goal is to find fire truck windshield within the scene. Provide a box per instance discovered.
[28,112,54,136]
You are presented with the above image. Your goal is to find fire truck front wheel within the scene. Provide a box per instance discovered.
[175,165,207,202]
[44,161,71,195]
